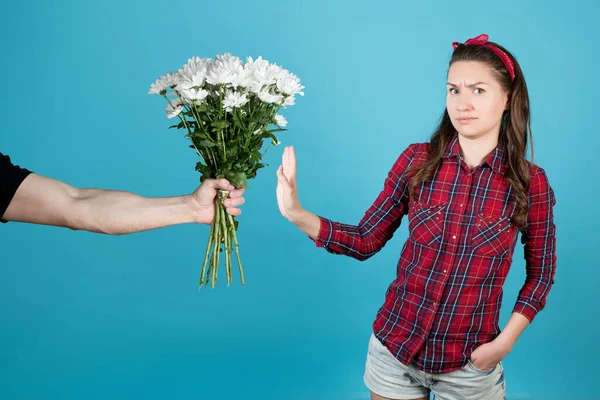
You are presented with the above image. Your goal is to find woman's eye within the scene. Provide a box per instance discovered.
[474,88,485,94]
[448,88,458,95]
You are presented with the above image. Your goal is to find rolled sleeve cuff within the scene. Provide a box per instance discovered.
[308,216,333,248]
[513,299,540,323]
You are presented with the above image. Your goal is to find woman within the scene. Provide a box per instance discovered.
[276,34,556,399]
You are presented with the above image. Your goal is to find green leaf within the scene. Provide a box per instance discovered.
[227,146,239,159]
[266,128,287,134]
[195,162,215,179]
[261,132,279,144]
[221,171,248,189]
[169,121,186,129]
[197,139,217,148]
[250,148,262,163]
[211,120,230,131]
[233,109,246,131]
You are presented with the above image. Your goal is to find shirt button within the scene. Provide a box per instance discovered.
[452,235,456,239]
[460,204,463,207]
[433,303,437,306]
[443,270,447,273]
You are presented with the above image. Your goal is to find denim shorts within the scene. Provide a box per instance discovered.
[364,334,506,400]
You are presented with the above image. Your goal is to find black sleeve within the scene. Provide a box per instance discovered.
[1,152,33,223]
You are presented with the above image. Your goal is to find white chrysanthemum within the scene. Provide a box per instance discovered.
[265,64,284,82]
[169,88,193,106]
[229,64,253,89]
[178,57,212,91]
[244,56,282,93]
[245,56,270,74]
[253,64,283,92]
[216,53,243,70]
[206,64,235,86]
[149,72,178,95]
[180,69,208,90]
[191,57,213,71]
[165,98,183,119]
[257,89,283,104]
[178,63,196,83]
[149,78,167,95]
[206,53,246,88]
[222,91,249,112]
[282,95,296,108]
[178,57,211,80]
[182,56,205,71]
[164,73,179,88]
[274,114,287,127]
[248,80,265,95]
[180,87,209,102]
[277,75,305,97]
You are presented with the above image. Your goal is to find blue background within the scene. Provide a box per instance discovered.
[1,0,598,399]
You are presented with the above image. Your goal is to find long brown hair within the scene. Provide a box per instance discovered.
[409,41,533,230]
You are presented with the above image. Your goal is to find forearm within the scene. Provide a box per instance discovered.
[495,312,530,350]
[71,188,198,235]
[514,167,557,321]
[288,208,321,239]
[291,207,403,261]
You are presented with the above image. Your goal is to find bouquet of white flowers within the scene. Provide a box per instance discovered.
[149,54,304,288]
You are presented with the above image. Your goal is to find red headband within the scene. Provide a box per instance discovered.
[452,34,516,80]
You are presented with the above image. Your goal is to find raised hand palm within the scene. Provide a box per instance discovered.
[276,146,300,218]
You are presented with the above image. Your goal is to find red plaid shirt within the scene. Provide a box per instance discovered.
[313,134,557,374]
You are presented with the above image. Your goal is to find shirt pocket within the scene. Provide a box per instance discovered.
[471,209,513,257]
[408,202,447,247]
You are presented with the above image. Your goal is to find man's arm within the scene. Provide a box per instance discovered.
[2,174,245,235]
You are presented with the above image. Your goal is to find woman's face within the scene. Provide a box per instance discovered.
[446,61,509,141]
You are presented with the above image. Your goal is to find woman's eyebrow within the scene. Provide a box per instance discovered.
[446,81,488,88]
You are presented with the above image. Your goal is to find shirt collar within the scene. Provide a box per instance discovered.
[443,133,506,175]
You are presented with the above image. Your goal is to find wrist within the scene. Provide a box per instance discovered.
[185,194,208,225]
[286,207,305,225]
[494,333,515,354]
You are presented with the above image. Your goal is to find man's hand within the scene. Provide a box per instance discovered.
[190,179,246,225]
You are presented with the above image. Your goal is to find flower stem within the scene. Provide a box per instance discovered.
[262,142,273,157]
[164,94,205,163]
[199,218,215,287]
[227,224,233,285]
[219,201,231,286]
[217,86,227,161]
[227,212,244,285]
[211,199,221,289]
